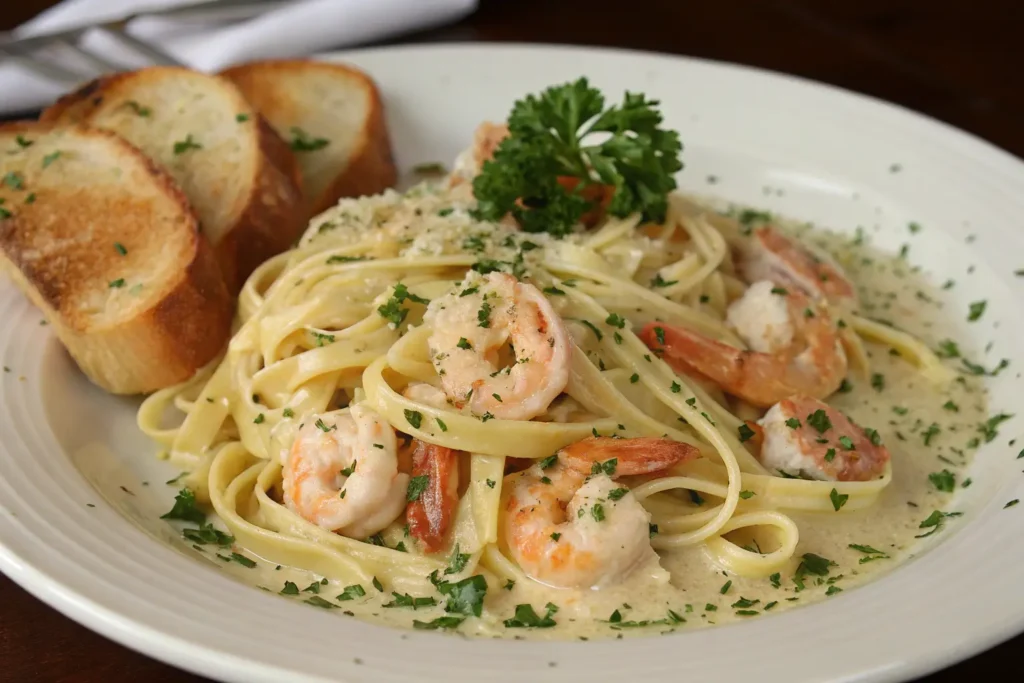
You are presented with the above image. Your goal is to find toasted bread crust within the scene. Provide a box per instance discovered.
[216,117,306,289]
[220,59,397,218]
[312,91,396,216]
[41,67,306,293]
[0,123,232,394]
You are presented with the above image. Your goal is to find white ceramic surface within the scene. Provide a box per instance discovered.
[2,44,1024,683]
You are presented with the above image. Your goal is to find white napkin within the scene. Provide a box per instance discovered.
[1,0,477,115]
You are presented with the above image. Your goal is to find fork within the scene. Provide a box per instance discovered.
[0,0,289,85]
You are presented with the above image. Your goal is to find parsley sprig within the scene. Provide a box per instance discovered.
[472,78,683,237]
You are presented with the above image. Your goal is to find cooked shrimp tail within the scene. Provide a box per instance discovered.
[406,441,460,553]
[557,436,698,476]
[739,225,859,310]
[640,284,847,407]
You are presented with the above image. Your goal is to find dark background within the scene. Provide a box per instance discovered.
[0,1,1019,681]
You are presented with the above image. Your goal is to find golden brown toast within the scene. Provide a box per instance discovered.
[219,59,397,219]
[0,123,232,394]
[41,66,305,292]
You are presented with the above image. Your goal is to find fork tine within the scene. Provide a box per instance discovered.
[54,36,123,74]
[100,26,184,67]
[0,45,83,84]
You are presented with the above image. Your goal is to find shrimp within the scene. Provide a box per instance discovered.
[406,440,461,553]
[749,395,890,481]
[424,271,571,421]
[503,436,699,589]
[737,225,859,311]
[448,121,509,187]
[640,281,847,407]
[282,405,409,539]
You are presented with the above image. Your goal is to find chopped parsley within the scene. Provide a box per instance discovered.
[829,488,849,511]
[478,301,492,328]
[436,417,448,432]
[608,487,629,501]
[172,134,202,155]
[785,417,801,429]
[413,616,465,630]
[41,151,62,168]
[806,409,832,433]
[651,274,678,288]
[160,488,206,525]
[404,409,423,430]
[935,339,961,358]
[406,475,430,502]
[838,435,855,450]
[503,602,559,628]
[606,313,627,329]
[928,470,956,492]
[737,424,756,443]
[922,423,941,446]
[289,127,329,152]
[630,373,640,383]
[871,373,885,391]
[382,593,437,609]
[967,300,987,322]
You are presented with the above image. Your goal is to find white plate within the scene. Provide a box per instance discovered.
[2,43,1024,683]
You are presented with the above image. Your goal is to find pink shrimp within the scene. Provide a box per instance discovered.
[749,395,890,481]
[737,225,859,310]
[503,437,698,589]
[640,283,847,407]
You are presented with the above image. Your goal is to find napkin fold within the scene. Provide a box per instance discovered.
[1,0,477,115]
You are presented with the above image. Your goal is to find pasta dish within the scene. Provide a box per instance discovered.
[139,79,990,637]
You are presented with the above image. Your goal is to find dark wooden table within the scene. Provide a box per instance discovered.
[1,1,1018,681]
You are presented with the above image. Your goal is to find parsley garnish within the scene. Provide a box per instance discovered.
[280,581,300,595]
[936,339,961,358]
[41,151,61,168]
[503,602,559,628]
[477,301,492,328]
[413,616,465,630]
[651,273,678,287]
[838,435,855,450]
[785,417,801,429]
[928,470,956,492]
[967,300,987,322]
[172,134,202,155]
[289,127,329,152]
[979,413,1013,443]
[382,592,437,609]
[630,373,640,383]
[806,409,832,433]
[160,488,206,525]
[829,488,849,511]
[608,487,629,501]
[471,78,682,236]
[737,424,756,442]
[407,475,430,502]
[404,409,423,430]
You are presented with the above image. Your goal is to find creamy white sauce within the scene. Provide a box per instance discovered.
[182,207,991,641]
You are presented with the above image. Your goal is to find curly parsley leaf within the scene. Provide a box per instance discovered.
[472,78,683,237]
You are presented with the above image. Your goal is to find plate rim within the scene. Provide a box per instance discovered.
[2,40,1024,683]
